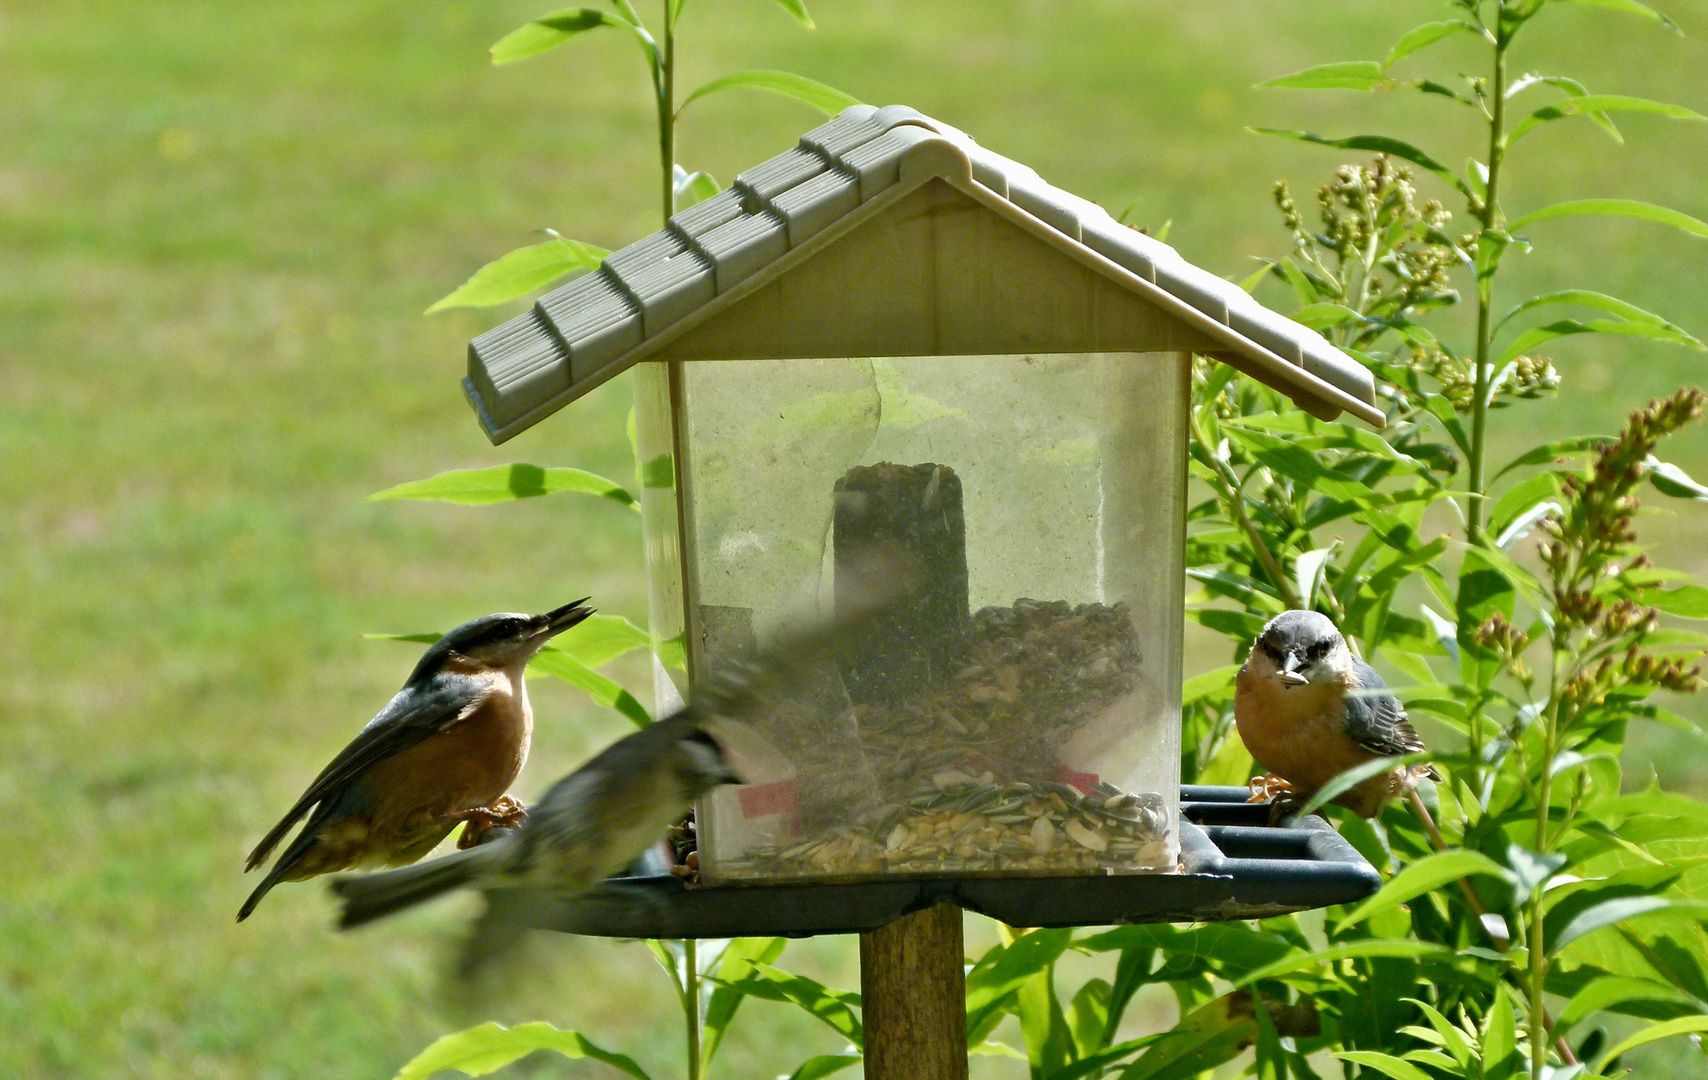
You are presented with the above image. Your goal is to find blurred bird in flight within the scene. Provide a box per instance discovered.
[1235,609,1436,820]
[237,599,593,921]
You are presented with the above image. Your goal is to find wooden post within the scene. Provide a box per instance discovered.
[859,903,968,1080]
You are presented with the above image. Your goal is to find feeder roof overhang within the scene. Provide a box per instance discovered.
[463,105,1384,444]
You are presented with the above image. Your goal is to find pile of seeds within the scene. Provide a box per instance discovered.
[719,778,1169,880]
[855,599,1145,797]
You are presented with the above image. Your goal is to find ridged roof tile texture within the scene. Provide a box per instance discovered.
[464,105,1379,443]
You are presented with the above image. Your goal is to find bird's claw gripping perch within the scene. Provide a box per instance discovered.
[448,795,529,849]
[1246,773,1295,804]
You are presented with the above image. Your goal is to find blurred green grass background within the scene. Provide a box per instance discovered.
[4,0,1708,1076]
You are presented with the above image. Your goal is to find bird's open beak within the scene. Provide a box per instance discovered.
[532,597,594,641]
[1279,653,1309,688]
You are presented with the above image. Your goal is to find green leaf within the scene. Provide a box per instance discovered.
[680,70,861,117]
[1553,897,1708,955]
[1295,545,1339,608]
[1334,850,1514,931]
[1552,0,1681,33]
[703,938,787,1067]
[767,0,815,28]
[1497,317,1704,365]
[1118,995,1258,1080]
[1293,753,1435,819]
[1332,1052,1431,1080]
[490,8,630,65]
[1196,733,1255,787]
[1494,434,1614,480]
[428,237,608,312]
[1647,457,1708,501]
[1256,61,1391,91]
[782,1054,861,1080]
[369,464,637,509]
[1508,93,1704,144]
[393,1022,650,1080]
[1250,129,1471,199]
[1510,198,1708,239]
[529,649,652,727]
[1384,20,1480,66]
[715,963,863,1048]
[1490,471,1562,536]
[672,165,721,211]
[552,614,650,668]
[965,928,1075,1035]
[1641,585,1708,619]
[1557,975,1700,1036]
[1229,939,1450,989]
[1596,1016,1708,1074]
[1497,290,1703,345]
[1182,665,1239,705]
[1483,992,1519,1080]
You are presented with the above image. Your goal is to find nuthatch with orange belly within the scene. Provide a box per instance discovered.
[1235,610,1436,819]
[237,599,593,921]
[325,605,906,972]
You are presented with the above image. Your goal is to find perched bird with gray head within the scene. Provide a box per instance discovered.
[326,604,896,971]
[1234,609,1436,819]
[237,598,593,922]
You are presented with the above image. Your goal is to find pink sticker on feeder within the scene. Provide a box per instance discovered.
[1056,765,1101,794]
[738,779,802,836]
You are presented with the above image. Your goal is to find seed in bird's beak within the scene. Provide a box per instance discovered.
[1279,652,1309,688]
[534,598,593,639]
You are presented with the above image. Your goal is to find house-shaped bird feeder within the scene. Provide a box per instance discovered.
[460,105,1383,941]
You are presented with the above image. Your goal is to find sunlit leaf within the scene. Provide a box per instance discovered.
[672,166,721,211]
[428,237,608,311]
[1257,61,1391,91]
[1508,93,1704,144]
[1292,753,1435,819]
[1595,1016,1708,1074]
[782,1054,860,1080]
[1510,198,1708,239]
[490,8,631,65]
[1553,897,1708,955]
[1557,975,1699,1037]
[1250,129,1471,198]
[529,649,652,727]
[369,464,638,509]
[1496,317,1704,365]
[1494,434,1614,480]
[1334,850,1514,932]
[393,1022,650,1080]
[1182,665,1239,705]
[1497,290,1703,345]
[767,0,815,28]
[1230,939,1450,988]
[1332,1051,1431,1080]
[553,614,650,668]
[679,70,860,116]
[965,928,1074,1035]
[714,962,863,1048]
[1640,585,1708,619]
[1646,457,1708,501]
[1552,0,1681,33]
[1118,995,1258,1080]
[1384,20,1480,66]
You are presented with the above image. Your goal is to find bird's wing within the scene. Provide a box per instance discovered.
[244,672,492,870]
[1343,660,1435,771]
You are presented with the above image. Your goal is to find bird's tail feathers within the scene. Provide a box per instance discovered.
[330,846,496,929]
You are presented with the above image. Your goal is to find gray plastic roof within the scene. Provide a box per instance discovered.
[463,105,1382,443]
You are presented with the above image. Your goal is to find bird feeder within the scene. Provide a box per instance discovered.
[460,104,1382,1039]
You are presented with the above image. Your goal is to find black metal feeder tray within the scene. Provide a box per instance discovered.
[521,786,1381,939]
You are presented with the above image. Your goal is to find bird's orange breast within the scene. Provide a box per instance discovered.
[358,686,532,865]
[1235,665,1373,791]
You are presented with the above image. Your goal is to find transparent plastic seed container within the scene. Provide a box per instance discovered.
[636,353,1187,884]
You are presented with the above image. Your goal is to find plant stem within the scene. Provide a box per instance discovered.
[1466,33,1508,544]
[656,4,676,227]
[1189,413,1304,609]
[684,938,701,1080]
